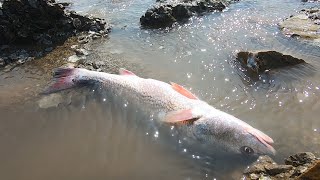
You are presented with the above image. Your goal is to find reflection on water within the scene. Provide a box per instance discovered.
[1,0,320,179]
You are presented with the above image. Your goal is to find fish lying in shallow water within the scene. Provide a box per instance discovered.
[44,67,275,156]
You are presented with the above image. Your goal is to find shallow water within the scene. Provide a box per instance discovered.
[1,0,320,179]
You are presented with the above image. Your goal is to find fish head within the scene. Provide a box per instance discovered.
[192,110,275,157]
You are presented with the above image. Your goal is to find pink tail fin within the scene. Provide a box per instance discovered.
[42,68,78,94]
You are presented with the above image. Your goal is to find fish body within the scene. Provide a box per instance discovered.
[45,67,275,156]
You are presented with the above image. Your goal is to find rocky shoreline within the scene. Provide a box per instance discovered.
[0,0,110,68]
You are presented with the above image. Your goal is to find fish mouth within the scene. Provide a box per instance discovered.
[247,128,276,156]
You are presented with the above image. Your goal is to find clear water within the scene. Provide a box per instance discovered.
[1,0,320,179]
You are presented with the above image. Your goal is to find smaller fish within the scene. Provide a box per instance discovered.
[44,67,275,157]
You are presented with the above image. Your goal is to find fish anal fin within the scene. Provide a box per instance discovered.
[170,82,198,100]
[164,109,201,125]
[119,68,137,76]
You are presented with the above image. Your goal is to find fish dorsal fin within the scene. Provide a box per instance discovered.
[170,82,198,100]
[164,109,202,125]
[119,68,137,76]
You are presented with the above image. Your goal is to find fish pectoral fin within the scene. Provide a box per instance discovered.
[170,82,198,100]
[119,68,137,76]
[164,109,202,124]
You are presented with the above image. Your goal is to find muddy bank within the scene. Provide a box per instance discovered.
[0,0,110,68]
[140,0,238,28]
[279,7,320,44]
[242,152,320,180]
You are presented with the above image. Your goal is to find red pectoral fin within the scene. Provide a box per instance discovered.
[170,82,198,100]
[164,109,201,124]
[119,68,137,76]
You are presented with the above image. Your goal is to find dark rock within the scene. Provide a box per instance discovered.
[0,0,110,45]
[140,0,233,28]
[285,152,317,167]
[236,51,305,74]
[0,0,110,69]
[45,47,53,52]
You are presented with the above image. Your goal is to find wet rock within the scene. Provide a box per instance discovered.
[0,0,110,45]
[279,8,320,41]
[140,0,235,28]
[285,152,317,167]
[242,152,319,180]
[236,51,305,74]
[38,93,63,108]
[298,161,320,179]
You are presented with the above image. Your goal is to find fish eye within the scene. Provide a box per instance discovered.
[240,146,254,155]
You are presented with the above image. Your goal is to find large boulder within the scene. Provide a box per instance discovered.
[140,0,235,28]
[0,0,109,45]
[236,51,305,74]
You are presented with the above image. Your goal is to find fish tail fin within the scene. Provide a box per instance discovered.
[42,67,83,94]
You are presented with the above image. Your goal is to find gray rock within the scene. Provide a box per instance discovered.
[75,48,89,56]
[68,55,81,63]
[38,93,63,109]
[45,47,53,52]
[279,8,320,41]
[0,57,5,66]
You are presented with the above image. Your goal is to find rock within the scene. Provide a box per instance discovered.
[285,152,317,167]
[45,47,53,52]
[236,51,305,74]
[140,0,234,28]
[38,93,63,109]
[75,48,89,56]
[243,155,276,175]
[0,57,5,67]
[242,152,319,180]
[0,0,110,69]
[67,54,86,63]
[298,161,320,180]
[279,8,320,41]
[264,164,293,175]
[0,0,110,45]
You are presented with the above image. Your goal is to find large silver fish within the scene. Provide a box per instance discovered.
[45,67,275,156]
